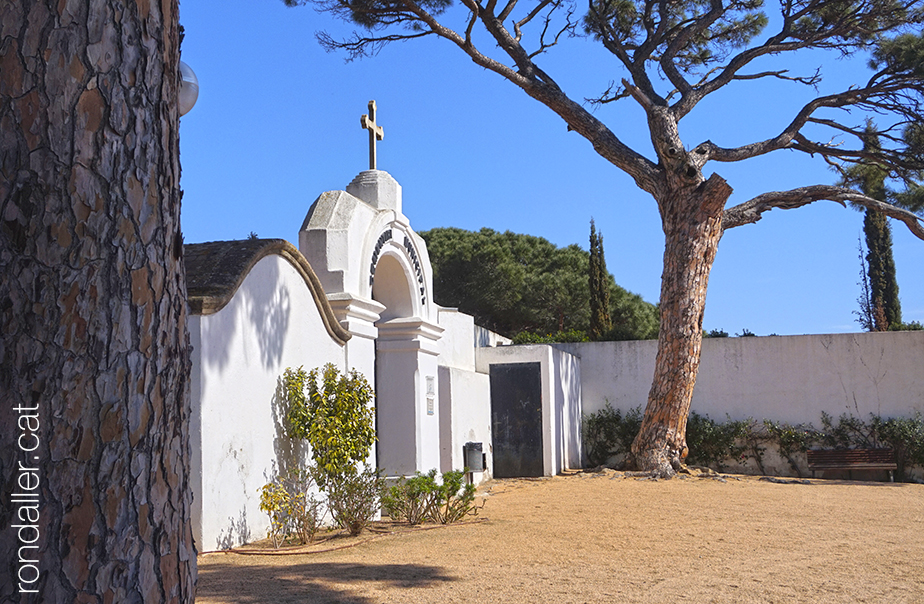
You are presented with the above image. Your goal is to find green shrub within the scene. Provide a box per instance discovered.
[382,471,436,525]
[737,420,770,474]
[284,363,376,486]
[582,403,642,467]
[763,420,815,477]
[819,412,877,449]
[870,413,924,482]
[513,329,589,344]
[285,469,324,544]
[277,364,380,539]
[578,407,923,480]
[890,320,923,331]
[685,412,747,471]
[258,479,290,549]
[258,468,323,548]
[326,465,384,536]
[428,469,480,524]
[383,469,481,525]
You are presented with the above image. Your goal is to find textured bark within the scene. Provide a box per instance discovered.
[0,1,194,602]
[630,171,732,476]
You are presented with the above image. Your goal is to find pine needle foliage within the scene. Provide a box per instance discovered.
[422,227,659,340]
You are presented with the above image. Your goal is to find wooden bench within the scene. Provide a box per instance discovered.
[806,448,897,482]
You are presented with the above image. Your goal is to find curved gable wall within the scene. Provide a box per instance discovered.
[189,250,347,550]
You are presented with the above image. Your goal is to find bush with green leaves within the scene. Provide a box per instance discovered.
[582,403,642,467]
[283,363,376,486]
[285,469,324,544]
[258,468,323,548]
[428,469,480,524]
[382,471,437,525]
[273,363,381,540]
[258,479,290,549]
[874,414,924,481]
[685,412,747,471]
[763,420,816,477]
[818,411,876,449]
[326,465,384,536]
[581,405,924,481]
[890,321,923,331]
[513,329,589,344]
[382,469,481,525]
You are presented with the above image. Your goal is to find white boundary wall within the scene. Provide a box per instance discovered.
[190,255,346,550]
[559,331,924,426]
[437,309,493,482]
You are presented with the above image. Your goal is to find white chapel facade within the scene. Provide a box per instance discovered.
[185,103,584,550]
[300,168,446,477]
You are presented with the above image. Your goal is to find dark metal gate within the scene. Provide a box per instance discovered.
[489,363,543,478]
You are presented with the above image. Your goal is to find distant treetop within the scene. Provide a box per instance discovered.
[421,227,659,340]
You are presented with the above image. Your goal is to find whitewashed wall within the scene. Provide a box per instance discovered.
[436,309,492,484]
[438,366,492,481]
[190,254,346,551]
[559,331,924,425]
[437,308,477,371]
[476,345,583,475]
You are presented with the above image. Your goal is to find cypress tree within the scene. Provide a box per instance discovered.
[589,219,612,340]
[843,128,903,330]
[864,210,901,330]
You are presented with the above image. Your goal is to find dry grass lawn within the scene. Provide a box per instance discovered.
[196,471,924,603]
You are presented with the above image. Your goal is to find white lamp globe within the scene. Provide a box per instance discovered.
[179,60,199,116]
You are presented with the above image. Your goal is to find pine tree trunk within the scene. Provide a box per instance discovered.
[0,1,194,602]
[631,175,732,475]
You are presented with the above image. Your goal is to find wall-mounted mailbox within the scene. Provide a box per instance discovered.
[463,442,484,472]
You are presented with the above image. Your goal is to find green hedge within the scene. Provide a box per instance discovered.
[582,407,924,482]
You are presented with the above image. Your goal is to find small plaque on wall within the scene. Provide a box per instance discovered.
[426,376,435,415]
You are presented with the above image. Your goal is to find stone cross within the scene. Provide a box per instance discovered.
[360,100,384,170]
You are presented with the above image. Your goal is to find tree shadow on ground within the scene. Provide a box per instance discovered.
[196,560,458,603]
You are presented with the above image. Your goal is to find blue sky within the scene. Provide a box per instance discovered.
[178,0,923,336]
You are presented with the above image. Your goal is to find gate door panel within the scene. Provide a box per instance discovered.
[490,363,543,478]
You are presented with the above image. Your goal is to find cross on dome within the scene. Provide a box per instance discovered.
[360,100,384,170]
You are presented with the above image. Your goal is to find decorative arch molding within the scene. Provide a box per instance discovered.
[361,214,435,322]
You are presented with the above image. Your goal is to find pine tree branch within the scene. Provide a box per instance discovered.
[693,75,924,174]
[731,68,822,87]
[658,0,727,102]
[584,0,666,104]
[670,0,923,117]
[723,185,924,240]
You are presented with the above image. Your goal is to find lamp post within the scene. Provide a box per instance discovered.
[179,60,199,117]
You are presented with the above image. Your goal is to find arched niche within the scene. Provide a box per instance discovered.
[371,253,415,322]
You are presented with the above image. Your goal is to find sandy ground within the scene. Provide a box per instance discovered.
[195,471,924,603]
